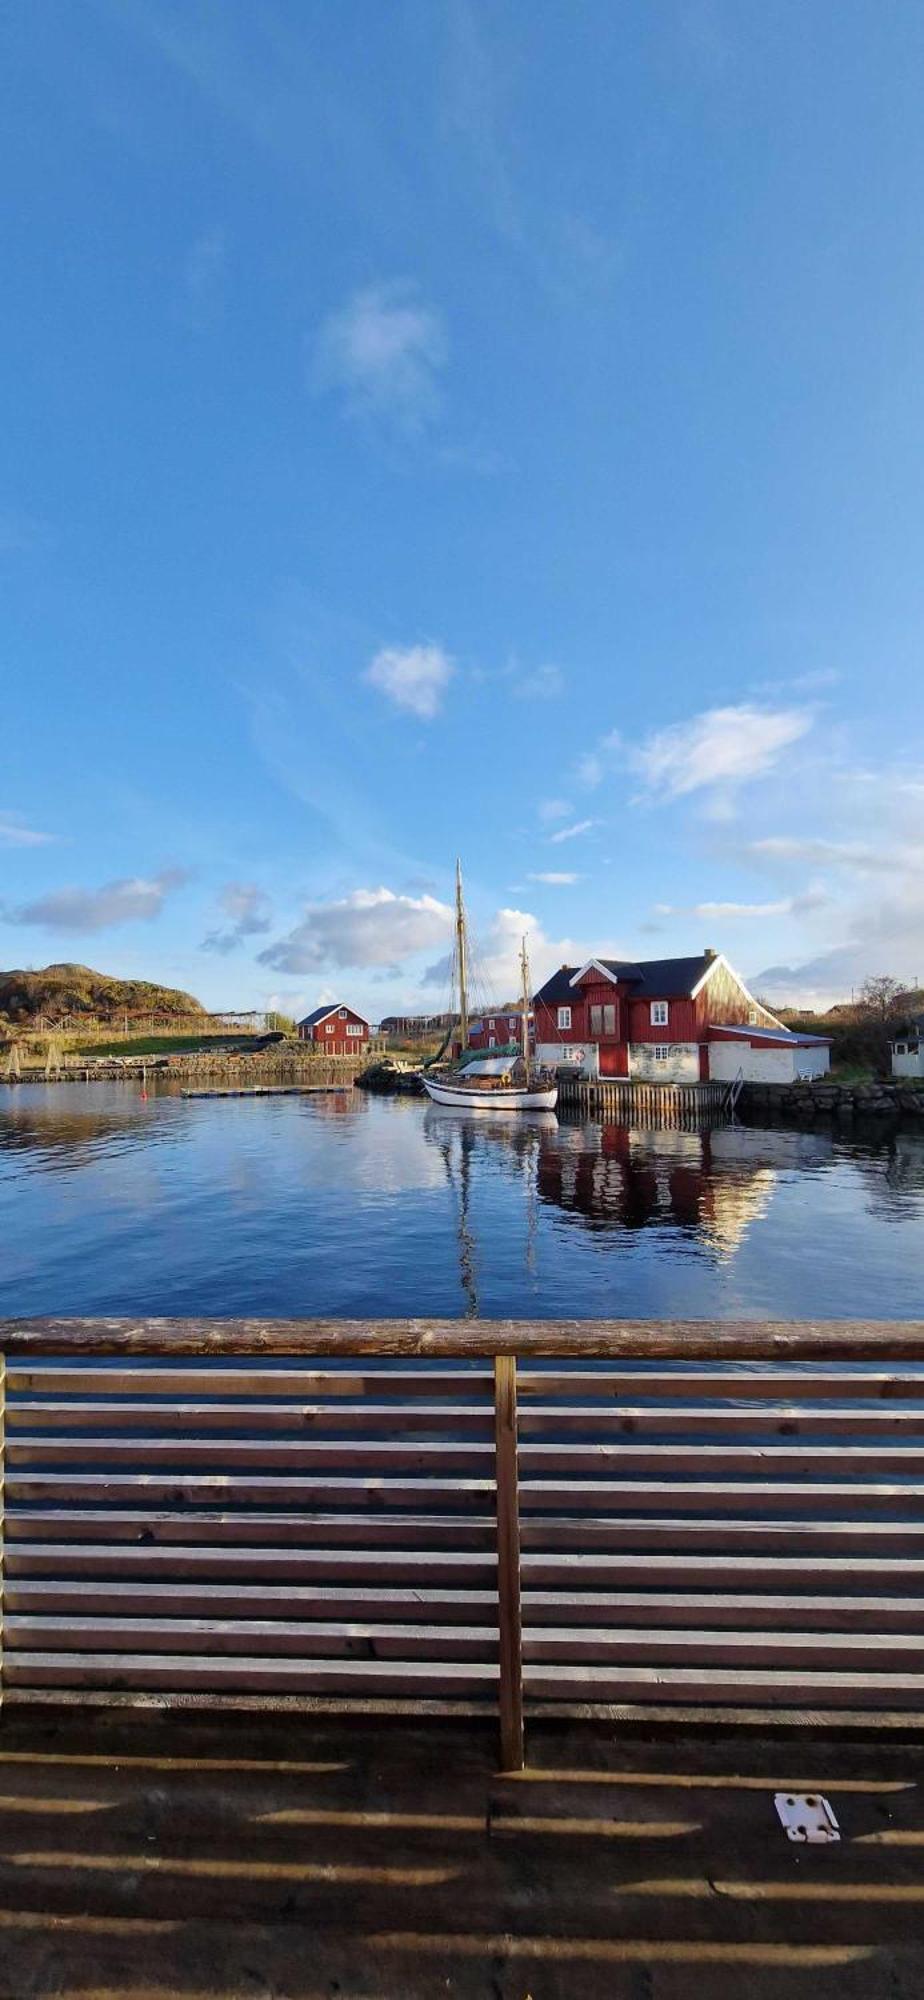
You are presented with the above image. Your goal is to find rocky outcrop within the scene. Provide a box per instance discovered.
[739,1080,924,1125]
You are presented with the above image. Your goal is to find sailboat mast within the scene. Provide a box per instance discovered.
[455,858,469,1050]
[520,936,531,1076]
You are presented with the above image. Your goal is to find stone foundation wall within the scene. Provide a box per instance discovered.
[739,1080,924,1125]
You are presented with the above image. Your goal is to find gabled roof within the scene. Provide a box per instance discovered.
[533,966,580,1006]
[569,954,717,998]
[298,1003,368,1030]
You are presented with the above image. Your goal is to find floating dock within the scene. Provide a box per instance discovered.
[180,1084,353,1099]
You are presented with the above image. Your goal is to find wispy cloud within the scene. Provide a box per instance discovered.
[0,811,56,849]
[528,871,580,886]
[631,705,813,806]
[315,281,447,432]
[538,798,573,824]
[258,887,453,975]
[548,818,598,845]
[576,730,621,789]
[3,869,189,933]
[655,892,828,920]
[201,881,273,955]
[748,836,915,876]
[365,643,454,720]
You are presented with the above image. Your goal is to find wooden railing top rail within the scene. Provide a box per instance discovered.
[3,1317,924,1359]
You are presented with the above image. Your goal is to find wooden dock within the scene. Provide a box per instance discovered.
[558,1072,730,1125]
[179,1085,353,1099]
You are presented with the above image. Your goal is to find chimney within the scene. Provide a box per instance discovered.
[704,947,718,961]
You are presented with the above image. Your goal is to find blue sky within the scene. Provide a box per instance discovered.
[3,0,924,1018]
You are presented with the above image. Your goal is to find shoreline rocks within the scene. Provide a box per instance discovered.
[739,1080,924,1126]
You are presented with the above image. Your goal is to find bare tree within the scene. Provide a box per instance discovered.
[859,975,905,1020]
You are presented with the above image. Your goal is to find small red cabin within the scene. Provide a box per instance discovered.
[297,1003,370,1057]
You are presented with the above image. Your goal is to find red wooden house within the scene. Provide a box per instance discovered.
[297,1003,370,1057]
[532,951,826,1082]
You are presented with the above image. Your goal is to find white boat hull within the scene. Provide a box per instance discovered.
[422,1076,558,1112]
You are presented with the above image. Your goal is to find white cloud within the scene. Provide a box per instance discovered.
[4,869,189,933]
[631,704,813,804]
[748,836,914,876]
[423,905,628,1005]
[538,798,572,824]
[576,729,621,789]
[258,886,453,975]
[655,892,828,921]
[0,812,56,848]
[365,643,454,720]
[528,871,580,886]
[548,818,598,845]
[315,281,447,430]
[201,881,273,955]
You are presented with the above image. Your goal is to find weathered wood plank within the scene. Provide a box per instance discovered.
[5,1617,499,1660]
[522,1627,924,1668]
[494,1355,523,1773]
[523,1663,924,1707]
[4,1654,498,1696]
[5,1402,493,1436]
[521,1591,924,1632]
[517,1481,924,1516]
[4,1543,497,1582]
[517,1368,924,1401]
[6,1438,493,1471]
[3,1510,498,1550]
[520,1516,924,1552]
[7,1474,494,1511]
[7,1367,493,1398]
[517,1406,924,1438]
[4,1580,497,1621]
[517,1443,924,1475]
[4,1317,924,1360]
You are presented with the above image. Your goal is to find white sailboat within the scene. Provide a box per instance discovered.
[421,863,558,1113]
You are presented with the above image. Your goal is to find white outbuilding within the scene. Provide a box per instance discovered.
[892,1019,924,1079]
[708,1022,832,1085]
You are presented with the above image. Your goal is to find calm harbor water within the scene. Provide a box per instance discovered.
[1,1081,922,1320]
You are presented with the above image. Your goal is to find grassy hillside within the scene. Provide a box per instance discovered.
[0,963,206,1027]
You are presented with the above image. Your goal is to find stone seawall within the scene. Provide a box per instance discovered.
[739,1080,924,1126]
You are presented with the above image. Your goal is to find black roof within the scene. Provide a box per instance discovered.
[533,966,579,1006]
[299,1003,345,1029]
[588,954,716,998]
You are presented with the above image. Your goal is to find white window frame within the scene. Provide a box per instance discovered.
[325,1021,335,1034]
[489,1035,496,1048]
[488,1017,496,1031]
[748,1009,758,1026]
[650,1001,668,1027]
[557,1005,572,1031]
[338,1007,347,1020]
[346,1022,364,1037]
[652,1043,670,1063]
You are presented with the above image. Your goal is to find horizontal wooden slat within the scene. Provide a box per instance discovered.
[5,1401,492,1435]
[522,1550,924,1588]
[4,1654,497,1696]
[522,1628,924,1669]
[521,1592,924,1633]
[517,1368,924,1401]
[518,1443,924,1475]
[4,1543,497,1582]
[520,1516,924,1552]
[518,1480,924,1516]
[6,1438,492,1471]
[7,1367,493,1399]
[7,1475,493,1511]
[3,1511,498,1550]
[524,1664,924,1707]
[517,1406,924,1438]
[4,1580,497,1621]
[5,1318,924,1360]
[5,1617,498,1660]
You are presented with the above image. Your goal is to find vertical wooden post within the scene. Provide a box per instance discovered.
[494,1354,524,1772]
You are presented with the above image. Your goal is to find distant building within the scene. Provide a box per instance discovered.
[380,1012,454,1040]
[892,1018,924,1079]
[533,951,831,1084]
[297,1004,370,1056]
[467,1009,528,1052]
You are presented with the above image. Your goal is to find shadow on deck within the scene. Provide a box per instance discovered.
[1,1709,924,1998]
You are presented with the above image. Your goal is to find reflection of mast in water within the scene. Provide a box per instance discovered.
[432,1117,479,1316]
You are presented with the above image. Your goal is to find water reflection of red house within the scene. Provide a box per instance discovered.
[536,1124,778,1257]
